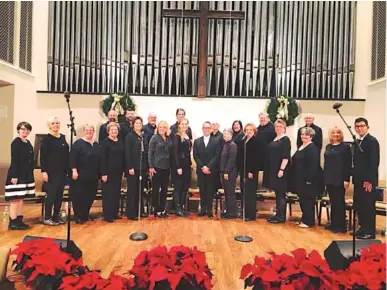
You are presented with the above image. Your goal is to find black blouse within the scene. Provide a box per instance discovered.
[324,143,351,186]
[40,133,69,174]
[172,134,192,169]
[125,131,149,171]
[7,138,34,182]
[70,139,100,180]
[100,138,124,176]
[236,136,259,174]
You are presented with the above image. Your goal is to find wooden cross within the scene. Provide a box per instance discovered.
[163,3,245,98]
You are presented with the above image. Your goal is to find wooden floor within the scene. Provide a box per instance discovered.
[1,203,385,290]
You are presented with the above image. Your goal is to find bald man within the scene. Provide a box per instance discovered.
[98,110,118,143]
[296,114,323,152]
[143,113,157,144]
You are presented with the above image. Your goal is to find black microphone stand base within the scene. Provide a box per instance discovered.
[129,232,148,241]
[234,235,253,243]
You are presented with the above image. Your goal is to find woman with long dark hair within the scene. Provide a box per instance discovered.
[5,122,35,230]
[125,116,149,220]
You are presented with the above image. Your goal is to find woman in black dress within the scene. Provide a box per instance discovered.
[149,121,172,218]
[40,117,69,226]
[324,127,351,233]
[125,116,149,220]
[236,123,259,221]
[265,119,291,224]
[70,124,100,224]
[5,122,35,230]
[291,127,320,228]
[100,122,124,222]
[171,119,192,217]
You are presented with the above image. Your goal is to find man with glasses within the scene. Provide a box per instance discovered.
[352,117,380,239]
[296,113,323,153]
[193,122,221,218]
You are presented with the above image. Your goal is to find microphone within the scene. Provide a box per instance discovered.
[242,134,247,141]
[332,103,343,110]
[140,131,144,152]
[64,91,70,101]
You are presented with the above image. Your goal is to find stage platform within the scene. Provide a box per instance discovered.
[1,203,385,290]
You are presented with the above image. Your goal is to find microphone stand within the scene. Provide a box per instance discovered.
[64,92,76,250]
[130,133,148,241]
[334,106,362,258]
[235,137,253,243]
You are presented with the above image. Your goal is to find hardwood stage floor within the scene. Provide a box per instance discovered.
[1,203,385,290]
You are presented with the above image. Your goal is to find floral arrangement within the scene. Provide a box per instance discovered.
[102,93,136,123]
[266,95,299,126]
[240,243,386,290]
[10,239,213,290]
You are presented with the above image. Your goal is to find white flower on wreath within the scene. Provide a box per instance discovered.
[276,95,289,120]
[110,93,124,115]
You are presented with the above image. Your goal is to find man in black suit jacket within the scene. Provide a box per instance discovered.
[98,110,118,143]
[170,108,193,140]
[352,117,380,239]
[297,114,323,153]
[193,122,221,218]
[119,109,136,140]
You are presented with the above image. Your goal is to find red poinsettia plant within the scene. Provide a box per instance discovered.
[128,245,214,290]
[10,238,83,289]
[240,243,386,290]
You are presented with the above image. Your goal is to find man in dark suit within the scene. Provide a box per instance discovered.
[98,110,118,143]
[170,108,193,140]
[143,112,157,144]
[297,113,323,153]
[352,117,380,239]
[193,121,221,218]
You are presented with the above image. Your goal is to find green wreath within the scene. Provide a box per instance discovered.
[266,95,299,126]
[102,93,136,123]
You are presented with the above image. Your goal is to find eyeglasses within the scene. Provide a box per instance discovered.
[19,128,30,131]
[203,127,211,129]
[355,125,367,128]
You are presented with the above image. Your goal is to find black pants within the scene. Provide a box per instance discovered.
[221,171,237,217]
[44,173,66,220]
[298,183,316,226]
[126,170,146,218]
[173,165,191,210]
[275,190,286,219]
[198,173,215,214]
[71,178,98,221]
[354,184,376,235]
[241,172,258,220]
[152,168,170,213]
[102,173,122,219]
[327,184,346,229]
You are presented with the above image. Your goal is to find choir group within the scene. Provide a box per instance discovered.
[4,108,380,239]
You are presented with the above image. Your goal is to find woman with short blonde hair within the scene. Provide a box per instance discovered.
[323,126,351,233]
[40,117,69,226]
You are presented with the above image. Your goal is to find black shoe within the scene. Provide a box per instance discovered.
[197,211,206,217]
[244,218,255,222]
[112,215,122,220]
[17,216,29,229]
[356,233,375,239]
[155,213,163,218]
[127,216,138,221]
[351,228,364,236]
[222,214,237,219]
[141,213,148,218]
[207,213,213,218]
[88,215,95,221]
[8,219,27,230]
[75,218,84,224]
[267,216,285,224]
[161,212,168,218]
[331,227,347,233]
[104,217,114,223]
[324,224,333,230]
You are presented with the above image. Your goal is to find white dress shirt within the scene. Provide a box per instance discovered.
[203,135,210,147]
